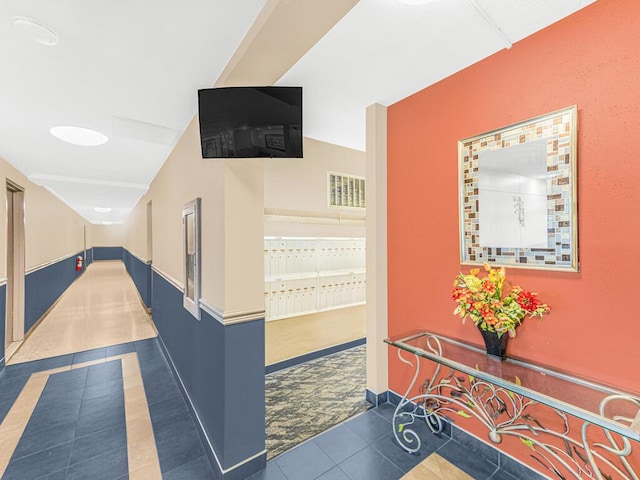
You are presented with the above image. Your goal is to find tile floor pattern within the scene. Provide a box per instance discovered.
[251,403,524,480]
[0,339,216,480]
[266,345,372,459]
[1,338,528,480]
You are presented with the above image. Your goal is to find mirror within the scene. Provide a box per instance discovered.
[458,106,578,271]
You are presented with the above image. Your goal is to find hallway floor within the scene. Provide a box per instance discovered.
[1,261,213,479]
[0,339,215,479]
[8,262,157,365]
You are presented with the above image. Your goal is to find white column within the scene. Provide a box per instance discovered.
[366,103,388,399]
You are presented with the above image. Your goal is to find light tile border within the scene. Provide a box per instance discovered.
[401,453,474,480]
[0,353,161,479]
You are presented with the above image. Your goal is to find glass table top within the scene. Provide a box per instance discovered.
[385,331,640,441]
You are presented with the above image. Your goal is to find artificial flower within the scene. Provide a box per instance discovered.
[452,264,550,337]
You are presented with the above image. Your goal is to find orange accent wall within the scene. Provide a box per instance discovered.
[388,0,640,399]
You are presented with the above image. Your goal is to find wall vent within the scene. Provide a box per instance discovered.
[328,172,365,209]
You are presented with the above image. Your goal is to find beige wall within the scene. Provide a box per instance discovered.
[0,156,90,278]
[123,131,366,314]
[145,117,225,300]
[264,137,366,238]
[123,117,264,316]
[90,224,124,247]
[123,192,152,261]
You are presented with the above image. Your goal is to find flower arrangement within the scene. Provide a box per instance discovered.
[451,263,550,338]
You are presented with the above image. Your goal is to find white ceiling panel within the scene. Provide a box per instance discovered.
[0,0,596,222]
[278,0,596,151]
[0,0,266,222]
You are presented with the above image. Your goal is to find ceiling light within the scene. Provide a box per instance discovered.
[50,126,108,146]
[94,207,112,213]
[102,221,113,225]
[12,17,59,46]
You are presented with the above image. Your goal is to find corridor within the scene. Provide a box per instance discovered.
[0,262,215,479]
[0,261,530,480]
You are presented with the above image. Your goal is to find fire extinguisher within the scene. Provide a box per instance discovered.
[76,255,83,271]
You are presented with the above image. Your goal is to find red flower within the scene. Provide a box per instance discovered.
[516,290,540,313]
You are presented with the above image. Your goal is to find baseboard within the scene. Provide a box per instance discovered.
[385,389,547,480]
[265,337,366,374]
[365,389,388,406]
[156,334,266,479]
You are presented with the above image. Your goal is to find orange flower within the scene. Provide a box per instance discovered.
[482,280,496,294]
[452,265,550,336]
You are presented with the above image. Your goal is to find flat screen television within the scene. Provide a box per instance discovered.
[198,86,303,158]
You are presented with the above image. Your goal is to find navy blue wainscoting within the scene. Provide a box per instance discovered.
[152,270,266,479]
[0,283,6,367]
[92,246,123,261]
[24,253,84,334]
[123,249,151,309]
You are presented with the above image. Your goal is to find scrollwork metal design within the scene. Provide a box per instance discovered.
[391,335,639,479]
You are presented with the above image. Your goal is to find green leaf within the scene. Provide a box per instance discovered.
[520,438,536,451]
[515,376,522,386]
[456,411,472,419]
[398,424,404,432]
[468,374,475,383]
[466,401,475,409]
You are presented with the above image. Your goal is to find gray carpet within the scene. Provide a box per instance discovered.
[265,345,372,459]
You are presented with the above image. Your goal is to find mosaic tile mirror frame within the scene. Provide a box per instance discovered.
[458,105,579,272]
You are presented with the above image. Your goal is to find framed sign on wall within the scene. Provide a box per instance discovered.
[458,105,579,271]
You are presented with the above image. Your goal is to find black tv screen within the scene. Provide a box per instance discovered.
[198,86,303,158]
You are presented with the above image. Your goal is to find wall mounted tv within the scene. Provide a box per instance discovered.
[198,86,303,159]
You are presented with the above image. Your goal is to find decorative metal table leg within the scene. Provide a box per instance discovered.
[391,335,639,479]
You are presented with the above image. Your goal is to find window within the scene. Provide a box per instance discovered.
[328,172,365,208]
[183,198,201,320]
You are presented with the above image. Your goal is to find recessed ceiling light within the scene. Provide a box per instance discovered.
[50,126,108,146]
[12,17,59,46]
[94,207,112,213]
[102,221,113,225]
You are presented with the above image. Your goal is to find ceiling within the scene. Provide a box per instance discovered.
[0,0,595,224]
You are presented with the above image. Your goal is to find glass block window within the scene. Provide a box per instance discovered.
[328,172,365,208]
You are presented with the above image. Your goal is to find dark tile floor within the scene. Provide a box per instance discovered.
[249,403,525,480]
[0,338,216,480]
[1,340,542,480]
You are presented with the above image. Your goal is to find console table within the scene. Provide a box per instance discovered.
[385,332,640,480]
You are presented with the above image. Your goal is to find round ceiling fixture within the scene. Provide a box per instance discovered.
[50,126,108,146]
[94,207,112,213]
[12,17,59,46]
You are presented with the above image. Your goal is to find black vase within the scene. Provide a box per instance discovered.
[478,327,508,358]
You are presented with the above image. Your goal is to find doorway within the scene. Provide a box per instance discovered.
[5,180,25,360]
